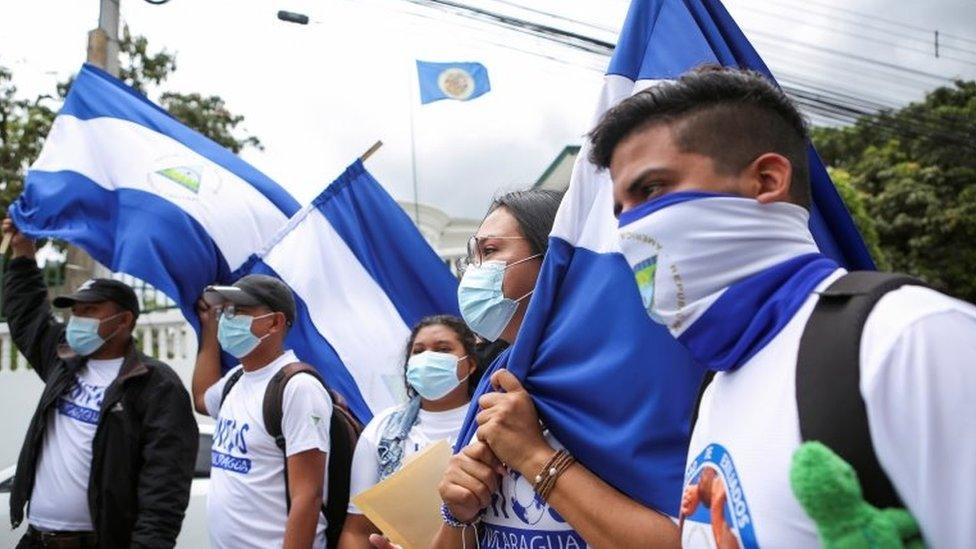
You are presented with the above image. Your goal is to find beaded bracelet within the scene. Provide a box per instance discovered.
[441,503,482,528]
[532,449,576,503]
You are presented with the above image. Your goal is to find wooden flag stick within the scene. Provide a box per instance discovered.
[0,233,11,256]
[360,140,383,162]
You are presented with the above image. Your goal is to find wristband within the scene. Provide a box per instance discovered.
[440,503,481,528]
[532,449,576,503]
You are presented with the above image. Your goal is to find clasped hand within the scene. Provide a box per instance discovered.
[438,369,553,522]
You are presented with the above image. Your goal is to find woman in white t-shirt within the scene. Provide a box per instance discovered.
[337,315,483,549]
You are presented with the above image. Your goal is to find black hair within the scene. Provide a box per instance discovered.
[486,189,565,256]
[587,65,811,208]
[403,314,484,397]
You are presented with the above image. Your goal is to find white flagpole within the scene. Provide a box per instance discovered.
[408,65,421,225]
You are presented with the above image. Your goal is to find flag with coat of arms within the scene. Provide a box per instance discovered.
[417,60,491,104]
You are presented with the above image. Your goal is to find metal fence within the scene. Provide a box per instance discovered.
[0,308,196,372]
[0,259,178,323]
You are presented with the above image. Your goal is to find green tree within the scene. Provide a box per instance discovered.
[162,92,262,153]
[813,80,976,302]
[828,167,887,270]
[0,67,57,210]
[0,25,261,215]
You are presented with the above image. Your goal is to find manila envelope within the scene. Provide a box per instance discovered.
[351,439,452,549]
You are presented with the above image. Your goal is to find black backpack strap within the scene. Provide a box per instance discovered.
[218,368,245,409]
[322,386,364,549]
[263,362,363,549]
[796,271,926,509]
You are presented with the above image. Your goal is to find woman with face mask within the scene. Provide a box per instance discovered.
[338,315,482,549]
[371,188,678,549]
[419,189,584,548]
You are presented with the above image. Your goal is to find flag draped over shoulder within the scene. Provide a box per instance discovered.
[8,63,300,331]
[245,160,460,421]
[457,0,875,516]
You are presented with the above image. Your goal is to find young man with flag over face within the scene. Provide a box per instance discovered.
[588,66,976,548]
[0,219,198,549]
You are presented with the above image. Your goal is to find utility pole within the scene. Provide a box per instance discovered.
[88,0,121,75]
[66,0,120,290]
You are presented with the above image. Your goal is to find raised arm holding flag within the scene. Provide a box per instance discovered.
[7,63,301,337]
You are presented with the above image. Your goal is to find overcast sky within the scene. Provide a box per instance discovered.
[2,0,974,220]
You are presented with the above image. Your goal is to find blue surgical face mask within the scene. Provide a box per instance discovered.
[406,351,469,401]
[457,256,538,342]
[217,312,274,359]
[66,312,124,357]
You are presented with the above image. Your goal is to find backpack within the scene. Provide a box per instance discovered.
[691,271,926,509]
[220,362,364,548]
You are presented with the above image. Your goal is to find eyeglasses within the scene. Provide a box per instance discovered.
[455,236,528,274]
[218,304,240,319]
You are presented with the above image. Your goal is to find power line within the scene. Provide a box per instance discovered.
[760,50,940,93]
[766,0,976,47]
[398,0,616,56]
[743,28,955,83]
[728,3,976,63]
[384,0,974,143]
[460,0,965,84]
[752,0,976,54]
[484,0,618,35]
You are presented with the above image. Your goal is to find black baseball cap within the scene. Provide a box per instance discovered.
[53,278,140,318]
[204,275,296,325]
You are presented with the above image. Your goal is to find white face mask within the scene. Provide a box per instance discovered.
[617,192,820,338]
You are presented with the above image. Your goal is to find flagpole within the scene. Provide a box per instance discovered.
[408,65,421,225]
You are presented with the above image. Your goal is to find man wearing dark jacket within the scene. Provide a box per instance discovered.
[1,219,198,549]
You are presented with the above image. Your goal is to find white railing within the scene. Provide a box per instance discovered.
[0,309,197,372]
[133,309,197,371]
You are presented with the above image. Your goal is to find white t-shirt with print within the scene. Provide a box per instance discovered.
[28,357,123,531]
[681,270,976,549]
[478,432,588,549]
[348,402,468,514]
[204,350,334,549]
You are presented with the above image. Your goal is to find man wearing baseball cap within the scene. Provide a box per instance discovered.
[192,274,334,549]
[1,219,198,549]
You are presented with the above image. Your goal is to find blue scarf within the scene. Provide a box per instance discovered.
[376,396,422,480]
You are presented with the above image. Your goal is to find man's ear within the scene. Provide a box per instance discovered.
[120,310,136,334]
[272,312,288,335]
[748,153,793,204]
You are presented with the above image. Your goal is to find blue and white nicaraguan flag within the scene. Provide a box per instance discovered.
[416,61,491,104]
[456,0,875,517]
[8,63,300,332]
[244,160,461,421]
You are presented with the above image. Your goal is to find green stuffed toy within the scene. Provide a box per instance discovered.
[790,442,925,549]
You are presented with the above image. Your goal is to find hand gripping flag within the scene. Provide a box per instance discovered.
[244,160,461,421]
[417,61,491,104]
[8,64,300,332]
[456,0,875,517]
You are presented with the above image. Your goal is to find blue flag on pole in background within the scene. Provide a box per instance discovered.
[8,63,300,333]
[456,0,875,518]
[245,160,460,421]
[417,61,491,104]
